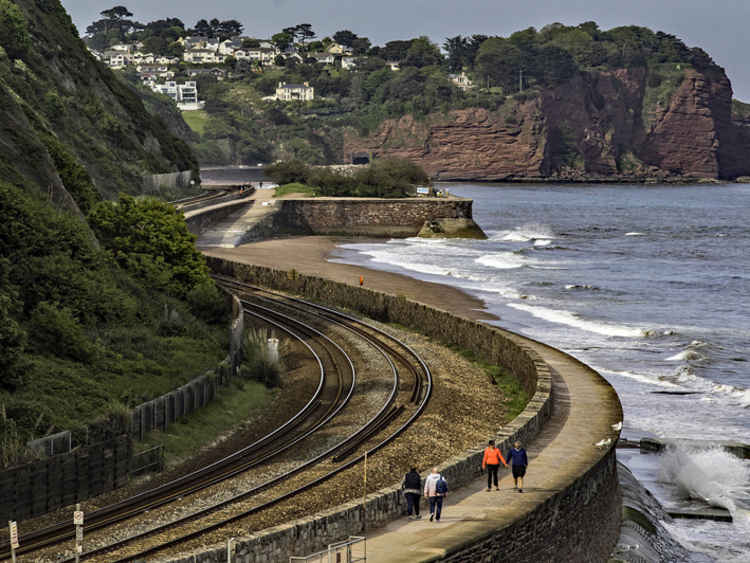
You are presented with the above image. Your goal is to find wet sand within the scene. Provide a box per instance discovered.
[203,236,499,322]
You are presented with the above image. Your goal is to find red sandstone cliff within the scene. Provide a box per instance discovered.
[345,67,750,181]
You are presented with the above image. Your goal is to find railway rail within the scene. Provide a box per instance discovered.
[2,276,431,562]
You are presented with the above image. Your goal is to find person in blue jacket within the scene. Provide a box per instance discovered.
[507,441,528,492]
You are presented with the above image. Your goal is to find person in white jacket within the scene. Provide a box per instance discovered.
[423,467,447,521]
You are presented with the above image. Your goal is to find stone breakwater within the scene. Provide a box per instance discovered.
[158,257,622,563]
[245,197,485,240]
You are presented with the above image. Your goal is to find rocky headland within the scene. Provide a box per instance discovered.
[346,66,750,182]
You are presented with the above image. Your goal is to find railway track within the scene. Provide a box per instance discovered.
[168,188,229,208]
[2,276,431,562]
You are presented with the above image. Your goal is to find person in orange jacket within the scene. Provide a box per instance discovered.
[482,439,508,491]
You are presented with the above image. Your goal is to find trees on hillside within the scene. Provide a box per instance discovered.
[85,5,141,49]
[188,18,243,40]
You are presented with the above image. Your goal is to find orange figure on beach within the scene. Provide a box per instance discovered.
[359,275,364,286]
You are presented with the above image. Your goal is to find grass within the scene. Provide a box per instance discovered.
[138,378,271,464]
[453,347,530,419]
[642,63,688,130]
[274,182,318,198]
[182,109,210,135]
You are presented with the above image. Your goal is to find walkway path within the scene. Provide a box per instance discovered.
[364,336,620,561]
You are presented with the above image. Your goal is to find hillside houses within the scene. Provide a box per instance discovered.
[147,80,204,110]
[274,82,314,101]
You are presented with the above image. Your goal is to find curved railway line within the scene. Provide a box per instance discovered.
[2,276,432,562]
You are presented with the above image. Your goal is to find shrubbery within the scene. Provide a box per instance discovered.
[239,328,283,388]
[0,181,228,458]
[266,158,429,198]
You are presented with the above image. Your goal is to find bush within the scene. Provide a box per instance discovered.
[267,158,429,198]
[187,279,228,324]
[0,0,31,59]
[239,328,283,388]
[266,160,311,185]
[29,301,94,362]
[88,194,212,299]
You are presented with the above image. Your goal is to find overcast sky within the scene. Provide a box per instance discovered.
[61,0,750,100]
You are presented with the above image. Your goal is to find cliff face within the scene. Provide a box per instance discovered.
[346,66,750,181]
[0,0,197,205]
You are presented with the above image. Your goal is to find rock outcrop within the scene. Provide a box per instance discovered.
[346,66,750,181]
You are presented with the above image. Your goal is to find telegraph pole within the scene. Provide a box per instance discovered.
[519,68,524,93]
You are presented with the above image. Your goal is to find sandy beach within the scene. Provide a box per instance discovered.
[204,236,499,322]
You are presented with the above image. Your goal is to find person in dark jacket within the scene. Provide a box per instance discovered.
[402,467,422,519]
[507,441,529,492]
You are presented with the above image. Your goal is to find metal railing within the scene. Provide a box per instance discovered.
[290,536,366,563]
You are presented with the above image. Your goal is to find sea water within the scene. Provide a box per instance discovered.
[330,183,750,560]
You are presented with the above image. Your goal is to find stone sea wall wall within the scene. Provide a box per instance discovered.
[160,258,620,563]
[185,200,253,236]
[265,198,475,238]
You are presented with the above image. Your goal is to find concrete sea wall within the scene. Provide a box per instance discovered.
[160,258,621,563]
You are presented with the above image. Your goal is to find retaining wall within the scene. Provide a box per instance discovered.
[158,258,618,562]
[266,198,475,238]
[144,170,193,192]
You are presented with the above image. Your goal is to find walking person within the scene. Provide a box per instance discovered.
[402,467,422,519]
[507,440,529,492]
[482,439,508,491]
[423,467,448,522]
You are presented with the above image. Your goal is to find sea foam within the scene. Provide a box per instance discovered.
[475,252,527,270]
[489,223,555,242]
[507,303,645,337]
[659,444,750,523]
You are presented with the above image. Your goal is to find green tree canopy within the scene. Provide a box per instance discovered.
[88,194,211,299]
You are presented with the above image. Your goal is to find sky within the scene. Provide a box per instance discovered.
[61,0,750,100]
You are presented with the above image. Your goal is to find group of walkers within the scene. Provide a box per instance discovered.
[401,440,528,522]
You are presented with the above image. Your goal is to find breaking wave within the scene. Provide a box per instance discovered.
[507,303,645,337]
[489,223,555,242]
[659,444,750,530]
[475,252,527,270]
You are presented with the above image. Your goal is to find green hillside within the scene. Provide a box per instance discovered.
[0,0,224,467]
[0,0,197,202]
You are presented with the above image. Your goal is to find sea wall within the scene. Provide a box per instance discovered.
[184,199,253,236]
[263,198,476,238]
[162,257,620,563]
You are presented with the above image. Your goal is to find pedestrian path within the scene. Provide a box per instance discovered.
[364,337,621,562]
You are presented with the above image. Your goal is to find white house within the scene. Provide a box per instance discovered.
[310,52,335,65]
[109,43,132,53]
[137,64,173,81]
[341,56,357,70]
[184,48,220,64]
[218,38,242,55]
[103,51,130,68]
[386,60,400,71]
[450,71,474,90]
[327,43,352,55]
[275,81,314,102]
[150,80,204,110]
[156,56,180,65]
[132,52,155,64]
